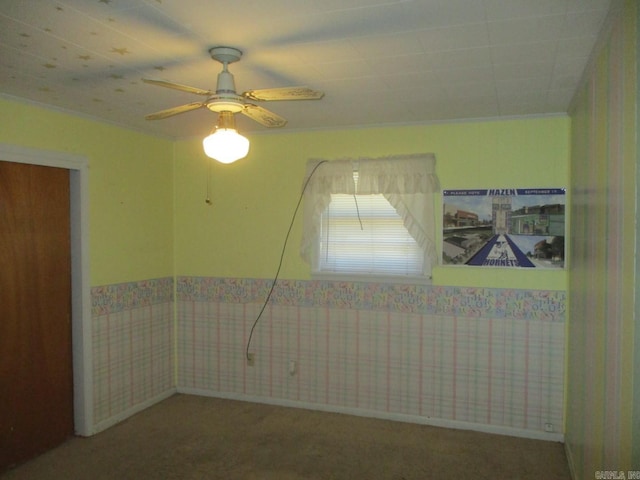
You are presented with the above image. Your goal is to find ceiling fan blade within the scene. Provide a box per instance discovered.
[242,86,324,102]
[142,78,213,96]
[145,102,206,120]
[241,104,287,128]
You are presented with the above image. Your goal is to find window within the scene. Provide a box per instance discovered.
[301,154,440,280]
[320,193,424,276]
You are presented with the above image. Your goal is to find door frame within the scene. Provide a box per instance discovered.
[0,143,93,436]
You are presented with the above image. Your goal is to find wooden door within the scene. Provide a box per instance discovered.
[0,161,74,472]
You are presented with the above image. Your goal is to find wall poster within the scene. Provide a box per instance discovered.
[442,188,565,269]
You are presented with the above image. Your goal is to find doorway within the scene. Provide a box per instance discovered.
[0,144,92,470]
[0,161,73,470]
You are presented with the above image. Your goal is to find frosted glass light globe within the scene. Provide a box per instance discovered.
[202,128,249,164]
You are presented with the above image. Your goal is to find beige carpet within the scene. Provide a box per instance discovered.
[2,394,571,479]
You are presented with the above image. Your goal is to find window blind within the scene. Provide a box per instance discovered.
[319,193,424,276]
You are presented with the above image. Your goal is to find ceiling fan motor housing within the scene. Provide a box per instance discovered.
[206,63,245,113]
[206,96,244,113]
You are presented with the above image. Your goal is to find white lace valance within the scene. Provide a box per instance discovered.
[300,153,440,275]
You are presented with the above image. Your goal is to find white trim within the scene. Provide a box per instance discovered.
[177,387,565,443]
[0,143,93,436]
[564,442,577,480]
[243,113,570,137]
[0,93,169,141]
[1,92,568,142]
[92,389,176,434]
[311,271,432,285]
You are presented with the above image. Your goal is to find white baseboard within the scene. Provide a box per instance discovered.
[90,388,177,435]
[177,387,565,443]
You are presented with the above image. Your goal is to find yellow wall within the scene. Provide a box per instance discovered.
[174,117,569,290]
[0,98,175,286]
[0,98,570,290]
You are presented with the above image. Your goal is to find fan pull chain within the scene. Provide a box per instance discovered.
[205,160,213,205]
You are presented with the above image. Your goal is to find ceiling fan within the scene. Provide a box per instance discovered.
[143,46,324,128]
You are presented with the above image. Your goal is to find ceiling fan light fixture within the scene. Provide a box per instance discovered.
[202,111,249,164]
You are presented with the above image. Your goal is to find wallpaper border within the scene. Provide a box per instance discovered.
[91,277,174,315]
[176,276,565,321]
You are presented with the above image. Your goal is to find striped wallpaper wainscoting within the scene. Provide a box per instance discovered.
[567,0,638,475]
[91,278,175,430]
[176,277,565,439]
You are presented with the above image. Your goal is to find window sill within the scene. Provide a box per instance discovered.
[311,271,432,285]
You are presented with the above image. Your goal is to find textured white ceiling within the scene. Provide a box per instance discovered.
[0,0,612,139]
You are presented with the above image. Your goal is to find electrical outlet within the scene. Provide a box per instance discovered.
[247,353,255,366]
[544,423,554,432]
[288,360,297,376]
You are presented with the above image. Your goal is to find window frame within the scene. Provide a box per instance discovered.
[300,154,440,284]
[315,192,428,281]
